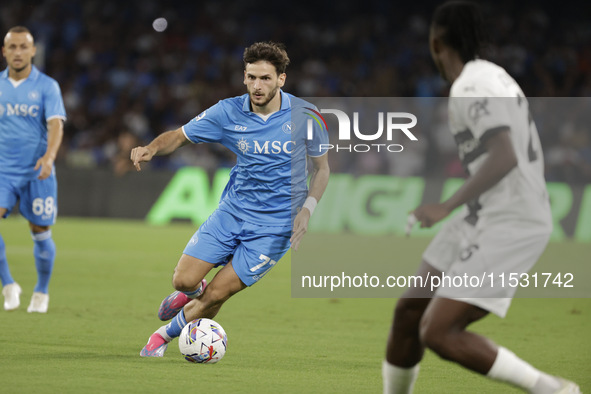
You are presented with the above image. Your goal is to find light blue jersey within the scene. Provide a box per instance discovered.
[182,91,327,226]
[0,66,66,178]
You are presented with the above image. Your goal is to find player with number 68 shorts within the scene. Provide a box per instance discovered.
[1,26,66,314]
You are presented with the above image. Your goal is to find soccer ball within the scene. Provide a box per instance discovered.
[179,318,228,363]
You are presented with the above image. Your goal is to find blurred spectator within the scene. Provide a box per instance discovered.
[546,116,591,183]
[111,131,141,177]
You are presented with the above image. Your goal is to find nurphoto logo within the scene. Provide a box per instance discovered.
[305,107,418,153]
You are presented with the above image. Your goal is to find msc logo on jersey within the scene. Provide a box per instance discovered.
[253,140,294,154]
[0,103,40,118]
[236,138,295,155]
[236,137,250,154]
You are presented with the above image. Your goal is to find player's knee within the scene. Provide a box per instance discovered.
[394,298,413,325]
[419,320,455,360]
[30,223,50,233]
[394,298,427,328]
[171,271,200,293]
[395,297,421,316]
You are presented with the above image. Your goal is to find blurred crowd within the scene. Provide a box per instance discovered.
[1,0,590,183]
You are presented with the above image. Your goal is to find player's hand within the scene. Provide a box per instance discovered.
[290,208,311,251]
[130,146,154,171]
[34,155,54,180]
[412,203,451,228]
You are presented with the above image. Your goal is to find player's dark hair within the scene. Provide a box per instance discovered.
[243,41,290,75]
[431,1,487,63]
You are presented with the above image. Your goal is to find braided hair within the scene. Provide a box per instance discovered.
[432,1,488,63]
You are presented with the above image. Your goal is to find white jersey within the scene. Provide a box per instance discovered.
[448,59,551,226]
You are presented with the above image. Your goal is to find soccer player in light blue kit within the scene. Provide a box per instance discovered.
[132,42,330,357]
[0,26,66,313]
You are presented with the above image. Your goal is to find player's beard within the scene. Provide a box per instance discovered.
[10,61,29,74]
[250,85,280,109]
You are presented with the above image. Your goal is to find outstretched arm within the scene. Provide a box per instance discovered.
[130,128,190,171]
[291,153,330,251]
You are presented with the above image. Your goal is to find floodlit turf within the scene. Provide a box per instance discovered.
[1,217,589,393]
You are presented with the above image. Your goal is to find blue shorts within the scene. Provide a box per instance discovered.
[183,209,291,286]
[0,170,58,226]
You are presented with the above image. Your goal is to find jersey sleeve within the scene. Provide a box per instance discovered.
[181,102,224,144]
[451,83,512,143]
[305,106,329,157]
[44,79,66,121]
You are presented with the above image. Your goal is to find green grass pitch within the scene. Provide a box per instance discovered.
[0,217,589,393]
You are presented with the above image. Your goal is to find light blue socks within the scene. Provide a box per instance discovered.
[0,234,15,286]
[32,230,56,294]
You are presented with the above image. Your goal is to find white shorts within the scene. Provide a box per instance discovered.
[423,210,551,317]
